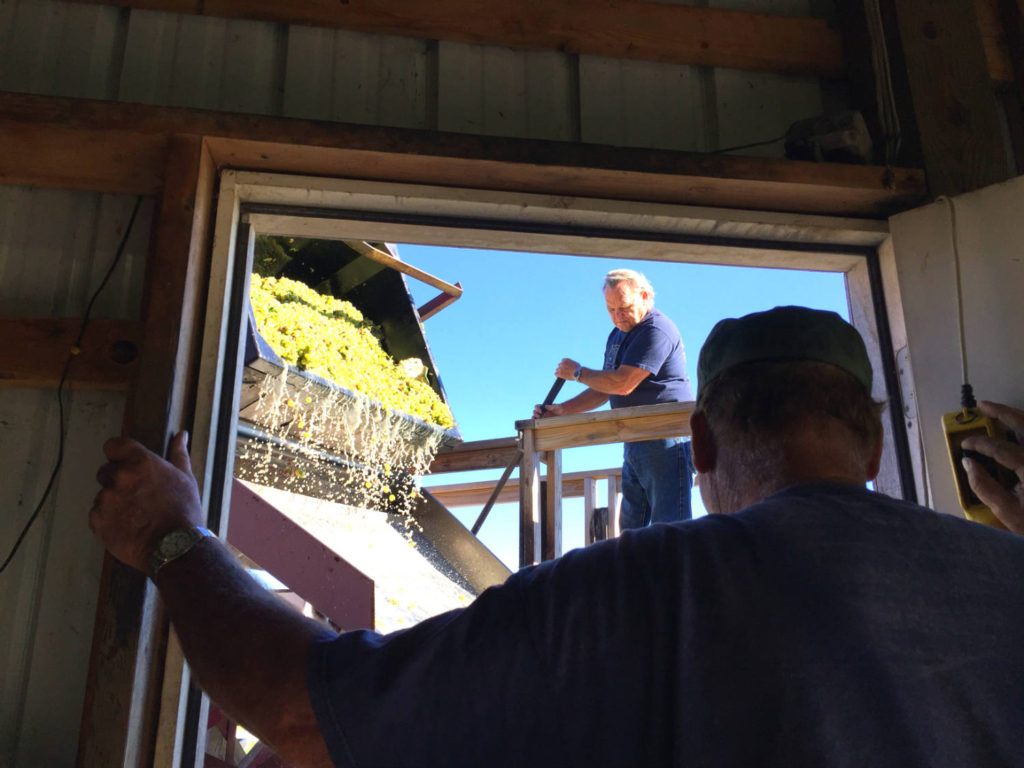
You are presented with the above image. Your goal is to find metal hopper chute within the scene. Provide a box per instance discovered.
[236,237,460,487]
[233,236,509,595]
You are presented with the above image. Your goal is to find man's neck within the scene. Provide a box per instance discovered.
[707,429,873,514]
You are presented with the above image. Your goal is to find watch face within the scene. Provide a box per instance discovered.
[159,530,193,558]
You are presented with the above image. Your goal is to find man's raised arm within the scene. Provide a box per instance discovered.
[89,432,334,767]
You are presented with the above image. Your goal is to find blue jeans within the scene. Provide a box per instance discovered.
[619,438,694,530]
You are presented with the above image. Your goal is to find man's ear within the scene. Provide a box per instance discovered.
[865,432,883,481]
[689,411,716,473]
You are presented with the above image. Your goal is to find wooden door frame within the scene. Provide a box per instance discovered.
[71,133,916,767]
[76,136,218,768]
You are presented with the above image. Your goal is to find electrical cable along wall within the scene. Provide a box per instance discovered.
[0,190,153,768]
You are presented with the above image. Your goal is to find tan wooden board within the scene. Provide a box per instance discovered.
[0,120,166,195]
[77,0,844,76]
[894,0,1014,197]
[429,437,520,474]
[0,317,140,390]
[77,136,215,768]
[429,467,622,508]
[517,401,695,452]
[0,93,927,218]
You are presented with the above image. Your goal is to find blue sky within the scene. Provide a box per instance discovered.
[400,243,849,568]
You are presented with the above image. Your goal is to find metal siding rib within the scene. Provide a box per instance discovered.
[579,55,712,151]
[710,0,826,155]
[120,10,285,113]
[0,0,123,99]
[438,41,576,141]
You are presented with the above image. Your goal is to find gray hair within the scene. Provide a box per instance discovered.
[603,268,655,299]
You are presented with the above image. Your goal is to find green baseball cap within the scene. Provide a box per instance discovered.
[696,306,873,396]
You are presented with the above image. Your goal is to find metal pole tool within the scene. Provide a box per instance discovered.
[470,378,565,535]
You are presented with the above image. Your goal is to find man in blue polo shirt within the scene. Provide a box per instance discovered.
[535,268,694,529]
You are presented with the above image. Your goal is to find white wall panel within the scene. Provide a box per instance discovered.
[438,42,576,141]
[0,0,123,99]
[889,178,1024,518]
[0,187,150,767]
[284,26,433,129]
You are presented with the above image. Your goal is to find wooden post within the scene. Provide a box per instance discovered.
[608,475,622,539]
[832,0,924,167]
[77,136,215,768]
[995,0,1024,173]
[542,450,563,561]
[518,428,542,567]
[893,0,1013,196]
[583,477,598,545]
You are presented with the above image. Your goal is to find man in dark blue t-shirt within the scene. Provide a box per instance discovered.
[534,268,694,529]
[88,307,1024,768]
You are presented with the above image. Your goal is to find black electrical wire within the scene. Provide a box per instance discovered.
[711,134,787,154]
[0,196,143,575]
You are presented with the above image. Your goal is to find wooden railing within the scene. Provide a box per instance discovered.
[427,465,624,546]
[427,401,694,567]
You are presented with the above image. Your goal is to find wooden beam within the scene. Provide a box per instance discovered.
[417,285,462,322]
[542,450,562,561]
[519,430,541,568]
[205,135,925,218]
[975,0,1019,82]
[346,241,463,298]
[227,479,374,630]
[894,0,1014,196]
[0,317,140,390]
[429,436,520,474]
[833,2,887,166]
[470,449,522,534]
[516,401,694,453]
[76,0,845,76]
[0,93,927,217]
[608,474,621,538]
[0,119,166,194]
[993,0,1024,172]
[429,467,622,508]
[68,0,1013,82]
[583,477,600,545]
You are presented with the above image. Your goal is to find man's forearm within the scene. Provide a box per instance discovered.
[577,365,647,396]
[555,387,609,414]
[157,538,335,767]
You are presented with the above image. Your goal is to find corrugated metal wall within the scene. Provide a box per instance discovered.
[2,0,833,150]
[0,0,837,762]
[0,189,151,767]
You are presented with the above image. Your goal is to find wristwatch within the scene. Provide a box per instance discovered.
[572,365,583,381]
[148,526,214,581]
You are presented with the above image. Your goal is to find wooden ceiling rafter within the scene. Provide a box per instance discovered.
[73,0,1016,81]
[0,316,140,390]
[0,93,927,218]
[81,0,844,77]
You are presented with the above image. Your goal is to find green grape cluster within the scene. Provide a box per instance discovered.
[250,274,455,429]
